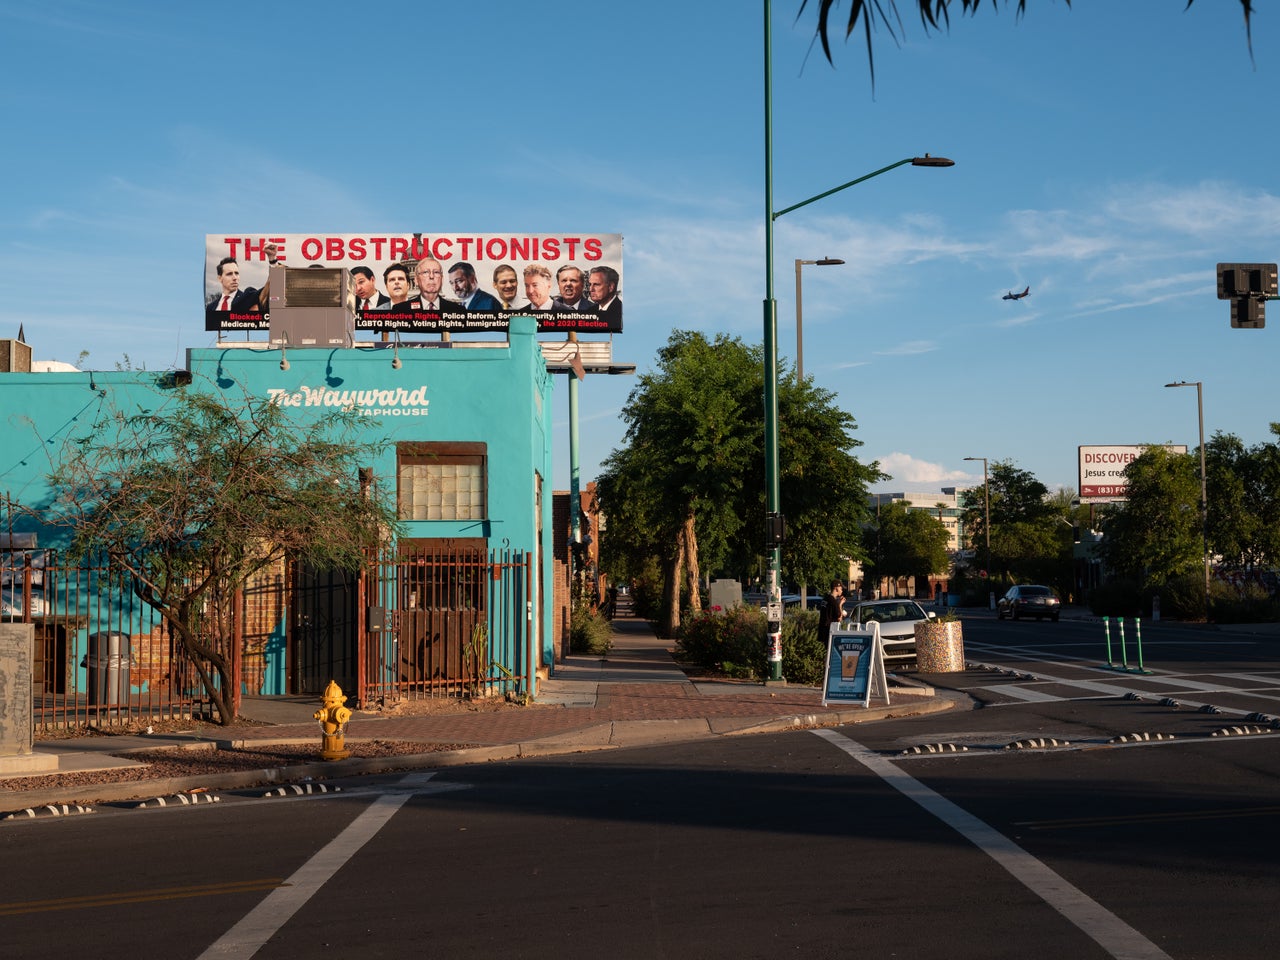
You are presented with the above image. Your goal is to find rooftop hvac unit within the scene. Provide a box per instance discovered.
[0,339,33,373]
[268,266,353,347]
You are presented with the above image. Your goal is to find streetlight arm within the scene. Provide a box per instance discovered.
[773,158,914,220]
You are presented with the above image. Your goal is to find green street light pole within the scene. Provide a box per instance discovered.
[761,0,953,680]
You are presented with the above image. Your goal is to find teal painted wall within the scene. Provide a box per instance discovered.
[0,318,555,692]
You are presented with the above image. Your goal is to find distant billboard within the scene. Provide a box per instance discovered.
[1078,444,1188,502]
[204,233,623,335]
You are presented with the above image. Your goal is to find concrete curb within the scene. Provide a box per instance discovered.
[1,697,956,813]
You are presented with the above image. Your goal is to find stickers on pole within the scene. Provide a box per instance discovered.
[821,623,889,708]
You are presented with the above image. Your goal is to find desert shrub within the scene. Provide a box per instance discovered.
[779,608,827,686]
[569,603,612,655]
[718,604,768,678]
[676,604,765,677]
[1210,580,1280,623]
[1156,573,1206,621]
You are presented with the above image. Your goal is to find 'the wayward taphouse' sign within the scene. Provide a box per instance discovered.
[204,233,624,335]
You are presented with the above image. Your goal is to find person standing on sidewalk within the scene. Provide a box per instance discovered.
[817,579,844,644]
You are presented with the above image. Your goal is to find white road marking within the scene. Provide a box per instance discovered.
[966,641,1280,710]
[196,772,436,959]
[813,729,1173,960]
[974,684,1065,702]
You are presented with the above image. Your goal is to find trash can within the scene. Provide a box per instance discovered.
[914,621,965,672]
[84,631,132,706]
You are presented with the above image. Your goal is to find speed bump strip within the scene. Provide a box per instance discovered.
[1210,725,1271,737]
[262,783,342,797]
[1004,737,1071,750]
[1108,732,1176,743]
[4,803,95,820]
[135,794,222,808]
[899,743,969,755]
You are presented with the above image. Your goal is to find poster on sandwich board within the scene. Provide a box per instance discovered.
[821,623,889,707]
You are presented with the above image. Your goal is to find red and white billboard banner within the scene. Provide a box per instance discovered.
[1078,444,1187,501]
[204,233,624,335]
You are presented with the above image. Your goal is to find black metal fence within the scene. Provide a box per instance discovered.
[5,545,533,733]
[4,553,216,733]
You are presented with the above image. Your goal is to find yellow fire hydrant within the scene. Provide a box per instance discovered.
[314,679,352,761]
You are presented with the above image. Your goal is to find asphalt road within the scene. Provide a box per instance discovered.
[3,616,1277,960]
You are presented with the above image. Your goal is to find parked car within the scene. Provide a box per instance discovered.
[844,599,936,668]
[996,584,1061,621]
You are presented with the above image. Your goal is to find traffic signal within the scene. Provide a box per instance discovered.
[765,512,786,550]
[1231,296,1265,329]
[1216,263,1277,299]
[1217,263,1276,329]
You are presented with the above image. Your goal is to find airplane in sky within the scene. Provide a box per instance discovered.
[1002,286,1030,301]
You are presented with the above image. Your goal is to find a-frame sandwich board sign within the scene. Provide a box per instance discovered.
[821,622,889,708]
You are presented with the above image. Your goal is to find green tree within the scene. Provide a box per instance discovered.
[597,330,882,636]
[1098,446,1201,587]
[598,332,763,636]
[1206,425,1280,575]
[39,387,400,725]
[776,369,885,593]
[960,460,1059,585]
[869,501,949,590]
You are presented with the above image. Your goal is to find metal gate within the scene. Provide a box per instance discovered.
[359,542,532,704]
[291,562,359,697]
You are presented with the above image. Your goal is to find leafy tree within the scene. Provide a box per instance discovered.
[959,460,1058,585]
[39,387,400,725]
[598,332,762,636]
[802,0,1255,84]
[868,501,949,589]
[776,370,885,592]
[1206,426,1280,575]
[1098,446,1201,587]
[597,330,882,636]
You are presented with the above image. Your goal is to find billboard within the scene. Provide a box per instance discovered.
[204,233,623,335]
[1078,444,1188,502]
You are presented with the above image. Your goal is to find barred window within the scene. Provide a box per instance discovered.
[397,442,487,521]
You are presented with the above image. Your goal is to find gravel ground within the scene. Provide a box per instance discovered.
[0,740,472,796]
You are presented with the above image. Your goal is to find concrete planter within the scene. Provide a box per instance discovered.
[914,620,965,672]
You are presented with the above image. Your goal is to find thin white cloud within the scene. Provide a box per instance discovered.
[873,452,974,488]
[874,340,937,356]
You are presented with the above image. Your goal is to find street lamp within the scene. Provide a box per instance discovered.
[1165,380,1210,607]
[794,257,844,381]
[762,0,953,680]
[963,457,991,605]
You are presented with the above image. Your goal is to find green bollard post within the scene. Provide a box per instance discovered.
[1102,616,1114,667]
[1132,617,1146,673]
[1117,618,1129,669]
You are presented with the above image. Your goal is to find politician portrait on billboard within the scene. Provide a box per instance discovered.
[203,233,624,335]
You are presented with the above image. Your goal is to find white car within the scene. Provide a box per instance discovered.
[844,599,936,668]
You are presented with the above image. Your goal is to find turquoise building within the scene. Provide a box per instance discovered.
[0,318,554,713]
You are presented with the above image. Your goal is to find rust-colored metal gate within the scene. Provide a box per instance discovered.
[358,542,532,704]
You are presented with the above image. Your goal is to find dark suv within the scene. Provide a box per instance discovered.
[996,584,1061,622]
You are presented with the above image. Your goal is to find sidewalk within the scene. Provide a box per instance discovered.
[1,614,953,809]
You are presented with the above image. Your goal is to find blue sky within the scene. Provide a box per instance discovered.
[2,1,1276,498]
